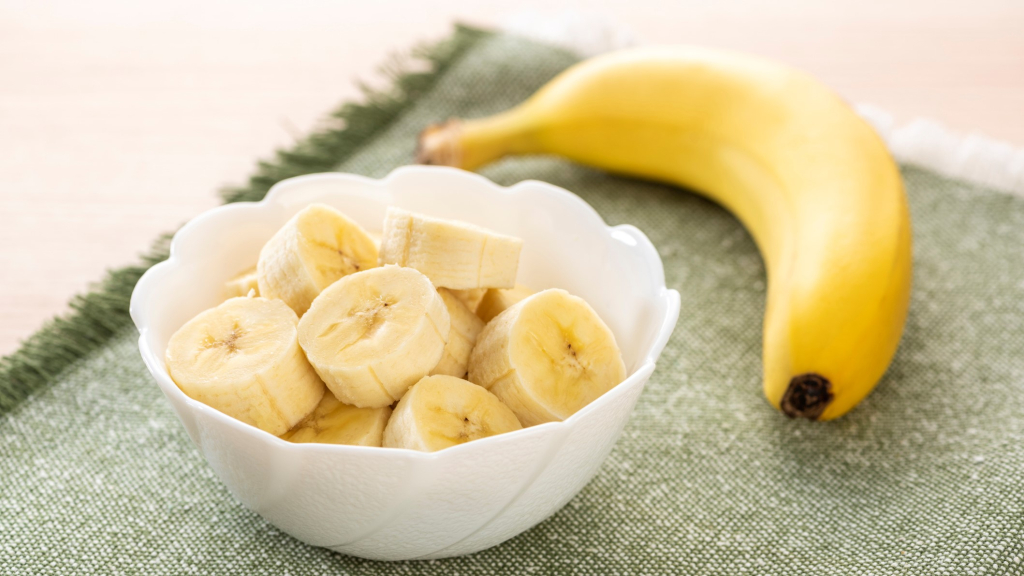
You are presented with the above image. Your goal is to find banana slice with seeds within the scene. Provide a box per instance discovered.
[165,296,325,436]
[431,289,486,378]
[281,392,391,447]
[298,265,450,408]
[468,289,626,426]
[378,207,522,290]
[475,284,534,323]
[258,204,378,316]
[382,375,522,452]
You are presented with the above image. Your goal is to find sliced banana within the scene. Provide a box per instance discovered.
[476,284,534,323]
[298,265,450,408]
[223,266,260,299]
[281,392,391,447]
[165,296,325,436]
[382,375,522,452]
[431,289,486,378]
[378,207,522,290]
[448,288,486,312]
[258,204,378,316]
[468,289,626,426]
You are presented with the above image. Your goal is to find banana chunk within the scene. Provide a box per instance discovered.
[448,288,486,312]
[258,204,378,316]
[475,284,534,323]
[468,289,626,426]
[165,297,325,436]
[298,265,450,408]
[378,207,522,290]
[223,266,260,299]
[281,392,391,447]
[431,289,486,378]
[382,375,522,452]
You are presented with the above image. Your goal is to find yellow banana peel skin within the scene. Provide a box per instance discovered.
[417,46,913,421]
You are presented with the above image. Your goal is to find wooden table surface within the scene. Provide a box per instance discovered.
[2,0,1023,355]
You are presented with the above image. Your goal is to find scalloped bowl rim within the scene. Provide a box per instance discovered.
[130,166,680,462]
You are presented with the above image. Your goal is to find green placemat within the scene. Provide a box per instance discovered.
[3,24,1023,576]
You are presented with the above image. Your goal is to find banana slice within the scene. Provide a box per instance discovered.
[475,284,534,323]
[223,266,259,299]
[165,296,325,436]
[298,265,450,408]
[281,392,391,447]
[467,289,626,426]
[378,207,522,290]
[431,289,486,378]
[448,288,486,312]
[258,204,378,316]
[382,375,522,452]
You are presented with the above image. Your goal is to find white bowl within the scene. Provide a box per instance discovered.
[130,166,680,561]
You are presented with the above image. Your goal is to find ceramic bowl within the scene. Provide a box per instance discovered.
[130,166,680,561]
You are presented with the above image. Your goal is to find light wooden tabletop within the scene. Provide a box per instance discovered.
[2,0,1022,355]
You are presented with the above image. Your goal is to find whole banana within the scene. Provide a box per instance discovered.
[418,46,912,420]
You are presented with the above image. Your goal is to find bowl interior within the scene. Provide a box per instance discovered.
[134,167,673,406]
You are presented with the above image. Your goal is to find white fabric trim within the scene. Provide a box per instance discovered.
[501,11,637,57]
[858,105,1024,196]
[500,14,1024,197]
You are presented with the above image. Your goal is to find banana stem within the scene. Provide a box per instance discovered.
[417,110,534,171]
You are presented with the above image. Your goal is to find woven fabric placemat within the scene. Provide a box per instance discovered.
[2,24,1023,575]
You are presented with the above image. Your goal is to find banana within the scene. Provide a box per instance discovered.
[448,288,486,312]
[165,296,325,436]
[475,284,534,324]
[378,206,522,290]
[467,289,626,427]
[281,392,392,447]
[297,265,450,408]
[419,46,913,421]
[382,375,522,452]
[431,288,486,378]
[224,266,260,299]
[258,203,378,316]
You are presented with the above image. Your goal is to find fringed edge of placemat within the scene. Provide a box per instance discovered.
[0,23,493,415]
